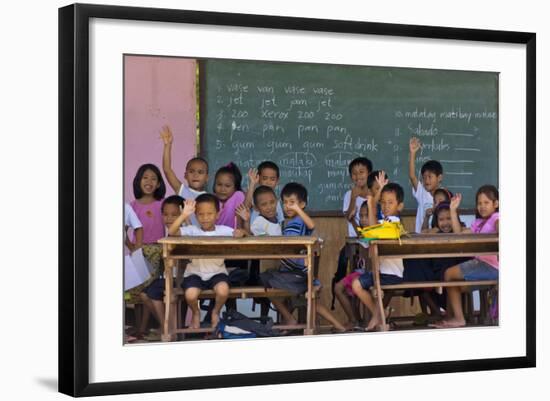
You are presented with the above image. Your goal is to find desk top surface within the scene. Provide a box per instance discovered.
[347,233,498,246]
[158,235,319,246]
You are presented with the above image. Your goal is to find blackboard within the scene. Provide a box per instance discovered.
[201,59,498,212]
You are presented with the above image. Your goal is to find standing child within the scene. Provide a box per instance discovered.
[160,125,208,225]
[213,162,246,229]
[432,185,499,329]
[331,157,373,309]
[124,203,143,253]
[261,182,347,333]
[409,137,444,233]
[334,200,369,329]
[169,193,247,328]
[352,181,405,332]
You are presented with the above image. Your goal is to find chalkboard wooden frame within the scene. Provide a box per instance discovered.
[59,3,536,397]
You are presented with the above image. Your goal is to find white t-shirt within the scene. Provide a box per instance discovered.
[379,216,404,278]
[178,184,206,226]
[179,225,233,280]
[342,190,368,237]
[250,202,284,226]
[412,182,434,233]
[250,215,282,236]
[124,203,142,229]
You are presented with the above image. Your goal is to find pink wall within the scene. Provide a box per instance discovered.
[124,56,197,203]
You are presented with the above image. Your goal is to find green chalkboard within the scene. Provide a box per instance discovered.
[201,59,498,212]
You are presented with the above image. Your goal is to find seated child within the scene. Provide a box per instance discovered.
[135,195,187,338]
[261,182,346,333]
[248,185,283,236]
[245,161,284,224]
[334,200,369,329]
[352,181,405,332]
[421,187,452,232]
[408,136,444,233]
[432,186,499,329]
[168,193,246,328]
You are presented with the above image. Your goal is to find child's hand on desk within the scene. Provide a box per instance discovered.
[159,125,173,145]
[233,228,247,238]
[235,203,250,222]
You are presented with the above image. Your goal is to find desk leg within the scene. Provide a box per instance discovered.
[371,245,388,332]
[304,246,314,335]
[162,258,176,342]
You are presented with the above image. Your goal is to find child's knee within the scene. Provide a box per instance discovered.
[184,287,200,302]
[444,266,462,281]
[214,282,229,296]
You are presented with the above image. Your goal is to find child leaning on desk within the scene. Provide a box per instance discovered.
[351,180,406,332]
[260,182,347,333]
[168,193,247,329]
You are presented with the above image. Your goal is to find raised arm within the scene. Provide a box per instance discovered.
[160,125,183,194]
[168,199,195,236]
[366,194,377,226]
[244,168,259,209]
[449,194,468,234]
[421,207,433,231]
[235,203,251,234]
[409,137,421,190]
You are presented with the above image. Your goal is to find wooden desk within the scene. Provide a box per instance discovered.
[347,234,499,331]
[157,236,320,341]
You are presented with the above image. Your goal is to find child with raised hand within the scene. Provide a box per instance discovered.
[213,162,246,229]
[409,137,444,233]
[421,187,452,232]
[352,179,405,332]
[334,200,369,329]
[261,182,347,333]
[169,193,247,329]
[245,161,284,225]
[247,185,282,236]
[160,125,208,223]
[432,185,499,329]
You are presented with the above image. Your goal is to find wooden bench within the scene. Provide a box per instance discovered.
[347,234,499,331]
[158,236,321,341]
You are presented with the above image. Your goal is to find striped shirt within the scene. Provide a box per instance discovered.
[279,216,313,272]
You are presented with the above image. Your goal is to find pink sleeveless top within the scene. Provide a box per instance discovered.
[471,211,499,269]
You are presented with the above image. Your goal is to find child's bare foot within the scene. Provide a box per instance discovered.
[366,314,383,332]
[190,314,201,329]
[429,318,466,329]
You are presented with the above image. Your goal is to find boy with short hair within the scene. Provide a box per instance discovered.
[245,161,284,224]
[409,136,444,233]
[261,182,346,333]
[169,193,246,328]
[160,125,209,225]
[351,181,406,332]
[237,185,282,236]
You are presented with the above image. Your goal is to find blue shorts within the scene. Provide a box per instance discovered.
[181,273,230,291]
[144,278,170,301]
[459,259,499,281]
[358,271,403,290]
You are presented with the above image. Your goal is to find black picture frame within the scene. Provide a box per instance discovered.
[58,3,536,397]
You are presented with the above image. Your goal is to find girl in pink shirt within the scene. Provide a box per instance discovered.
[213,162,245,229]
[432,185,499,329]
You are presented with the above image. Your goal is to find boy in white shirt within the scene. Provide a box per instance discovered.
[168,193,246,328]
[409,137,444,233]
[240,185,282,236]
[351,181,405,332]
[160,125,209,225]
